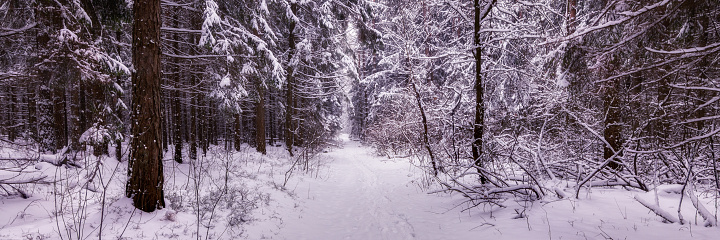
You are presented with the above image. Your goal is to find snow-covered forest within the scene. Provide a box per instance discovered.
[1,0,719,239]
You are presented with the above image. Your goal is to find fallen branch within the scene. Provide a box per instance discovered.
[0,175,50,185]
[634,195,679,223]
[574,152,621,198]
[553,187,568,199]
[432,174,542,201]
[486,184,543,199]
[588,177,643,189]
[685,188,717,227]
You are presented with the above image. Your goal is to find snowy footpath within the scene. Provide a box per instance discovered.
[267,137,484,240]
[251,136,719,240]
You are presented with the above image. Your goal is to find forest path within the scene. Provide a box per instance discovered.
[273,135,477,240]
[269,136,720,240]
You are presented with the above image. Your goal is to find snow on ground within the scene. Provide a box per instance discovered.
[249,135,720,240]
[0,143,295,240]
[256,136,479,240]
[1,136,719,239]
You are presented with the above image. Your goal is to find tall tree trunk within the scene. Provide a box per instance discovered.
[189,6,203,160]
[692,0,709,131]
[162,93,169,152]
[295,97,303,146]
[171,10,183,163]
[67,78,81,152]
[285,3,298,156]
[7,86,17,142]
[473,0,494,184]
[410,79,438,176]
[114,77,124,161]
[243,108,251,142]
[80,82,89,150]
[256,81,267,155]
[39,85,55,153]
[203,102,211,153]
[604,78,623,171]
[655,72,671,142]
[52,85,67,152]
[182,92,188,142]
[27,81,37,141]
[189,84,198,160]
[566,0,577,34]
[234,112,241,151]
[35,0,58,153]
[126,0,165,212]
[268,91,276,146]
[173,88,183,163]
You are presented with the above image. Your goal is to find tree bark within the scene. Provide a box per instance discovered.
[35,0,59,153]
[285,3,298,156]
[410,80,438,176]
[173,86,183,163]
[27,80,37,141]
[67,76,81,152]
[126,0,165,212]
[52,85,67,152]
[256,80,267,154]
[171,10,183,163]
[7,86,16,142]
[189,6,203,160]
[268,91,276,146]
[473,0,494,184]
[692,0,709,131]
[604,78,623,171]
[234,112,241,151]
[566,0,577,34]
[189,78,198,161]
[204,102,212,152]
[114,76,124,161]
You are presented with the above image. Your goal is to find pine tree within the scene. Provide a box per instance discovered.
[126,0,165,212]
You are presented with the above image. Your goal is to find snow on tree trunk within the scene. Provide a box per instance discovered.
[126,0,165,213]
